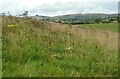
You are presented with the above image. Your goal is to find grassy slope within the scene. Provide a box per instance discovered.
[78,23,118,32]
[2,17,118,77]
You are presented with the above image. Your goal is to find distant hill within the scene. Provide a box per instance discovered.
[48,13,118,24]
[30,15,49,20]
[49,13,117,21]
[30,13,118,24]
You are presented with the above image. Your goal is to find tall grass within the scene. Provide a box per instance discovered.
[2,16,118,77]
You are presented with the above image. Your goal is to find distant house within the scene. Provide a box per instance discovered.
[100,17,111,23]
[112,21,118,23]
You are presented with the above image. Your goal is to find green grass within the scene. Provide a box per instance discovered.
[79,23,118,32]
[2,16,118,77]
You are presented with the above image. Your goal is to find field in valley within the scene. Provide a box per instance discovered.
[78,23,118,32]
[1,16,118,77]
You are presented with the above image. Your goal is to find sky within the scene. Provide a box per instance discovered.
[0,0,119,16]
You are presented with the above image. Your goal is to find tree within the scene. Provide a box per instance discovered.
[23,11,28,17]
[36,15,38,16]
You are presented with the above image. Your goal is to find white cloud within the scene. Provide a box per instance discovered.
[83,7,117,14]
[0,0,118,16]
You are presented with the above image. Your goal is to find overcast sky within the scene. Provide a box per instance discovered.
[0,0,119,16]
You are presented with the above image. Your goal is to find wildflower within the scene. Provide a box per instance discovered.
[8,24,18,28]
[65,47,73,50]
[52,54,60,59]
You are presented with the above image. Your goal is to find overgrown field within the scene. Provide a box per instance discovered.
[2,16,118,77]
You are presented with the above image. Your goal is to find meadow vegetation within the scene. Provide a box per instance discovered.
[2,16,118,77]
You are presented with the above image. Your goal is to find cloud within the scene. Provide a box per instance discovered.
[0,0,118,16]
[83,7,116,14]
[31,2,118,16]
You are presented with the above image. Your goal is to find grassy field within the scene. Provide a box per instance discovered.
[2,16,118,77]
[78,23,118,32]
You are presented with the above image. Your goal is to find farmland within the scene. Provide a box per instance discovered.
[78,22,118,32]
[2,16,118,77]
